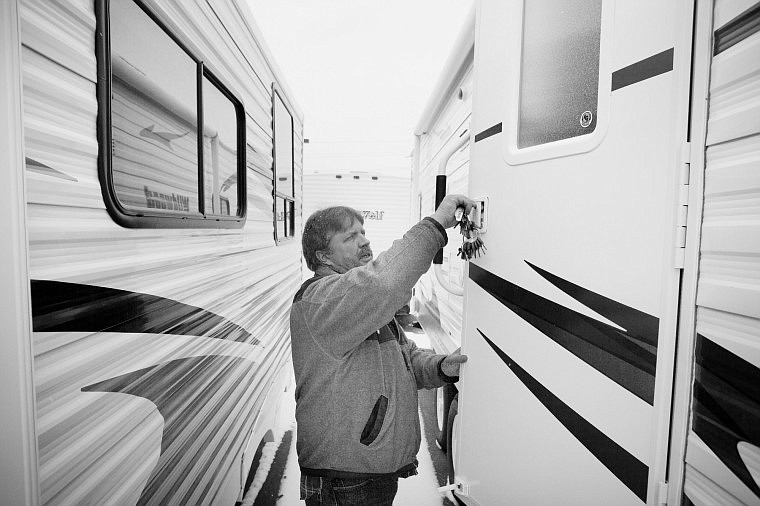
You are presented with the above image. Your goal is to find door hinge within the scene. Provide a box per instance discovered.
[674,142,691,269]
[656,481,669,504]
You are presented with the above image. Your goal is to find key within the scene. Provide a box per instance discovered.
[455,207,486,260]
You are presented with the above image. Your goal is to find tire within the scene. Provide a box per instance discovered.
[445,396,458,484]
[445,396,466,506]
[436,383,456,452]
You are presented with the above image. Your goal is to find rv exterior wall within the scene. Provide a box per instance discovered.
[18,0,303,503]
[1,1,39,504]
[677,0,760,503]
[412,59,474,350]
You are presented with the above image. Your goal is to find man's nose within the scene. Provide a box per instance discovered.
[359,236,370,247]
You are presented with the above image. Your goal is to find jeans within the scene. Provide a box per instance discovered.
[301,475,399,505]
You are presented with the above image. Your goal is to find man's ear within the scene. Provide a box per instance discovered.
[315,250,333,267]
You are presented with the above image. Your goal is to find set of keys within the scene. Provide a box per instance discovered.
[455,207,486,260]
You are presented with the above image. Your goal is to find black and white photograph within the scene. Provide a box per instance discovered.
[1,0,759,505]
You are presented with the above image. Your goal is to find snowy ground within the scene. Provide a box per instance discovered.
[240,326,456,506]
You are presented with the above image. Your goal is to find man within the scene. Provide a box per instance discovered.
[290,194,474,505]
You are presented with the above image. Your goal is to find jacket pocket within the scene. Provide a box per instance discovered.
[360,395,388,446]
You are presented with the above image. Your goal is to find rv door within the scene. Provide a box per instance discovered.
[454,1,694,504]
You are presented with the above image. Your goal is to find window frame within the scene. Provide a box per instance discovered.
[95,0,247,229]
[501,0,614,166]
[271,83,296,242]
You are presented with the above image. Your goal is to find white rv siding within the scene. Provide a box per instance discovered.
[412,20,474,351]
[681,2,760,504]
[19,0,303,504]
[1,1,39,502]
[302,172,411,261]
[415,119,471,346]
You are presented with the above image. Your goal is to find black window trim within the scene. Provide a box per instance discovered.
[95,0,247,229]
[271,82,296,242]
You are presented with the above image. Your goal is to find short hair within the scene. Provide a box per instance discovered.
[302,206,364,272]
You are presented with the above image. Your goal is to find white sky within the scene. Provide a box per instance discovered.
[246,0,473,176]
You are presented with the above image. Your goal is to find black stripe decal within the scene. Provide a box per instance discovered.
[611,48,674,91]
[83,355,256,504]
[474,123,502,143]
[714,3,760,55]
[469,263,658,404]
[31,280,256,343]
[526,261,659,348]
[693,334,760,499]
[479,329,649,502]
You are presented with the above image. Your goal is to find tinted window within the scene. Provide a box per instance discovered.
[518,0,602,148]
[110,0,200,215]
[272,88,295,241]
[100,0,245,227]
[273,93,294,199]
[203,75,239,216]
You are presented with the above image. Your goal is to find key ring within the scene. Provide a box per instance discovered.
[455,206,486,260]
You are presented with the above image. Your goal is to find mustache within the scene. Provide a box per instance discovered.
[360,247,373,256]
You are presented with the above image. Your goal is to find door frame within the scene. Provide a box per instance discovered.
[666,0,716,502]
[0,0,40,504]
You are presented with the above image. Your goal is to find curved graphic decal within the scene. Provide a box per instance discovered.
[83,355,255,505]
[693,334,760,499]
[478,329,649,502]
[25,156,78,181]
[31,280,257,344]
[469,263,658,404]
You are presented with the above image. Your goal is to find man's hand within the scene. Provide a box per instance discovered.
[430,194,477,229]
[441,348,468,377]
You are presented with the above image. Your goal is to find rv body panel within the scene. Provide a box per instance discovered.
[1,1,39,503]
[674,1,760,505]
[11,0,304,503]
[457,0,693,503]
[411,14,474,353]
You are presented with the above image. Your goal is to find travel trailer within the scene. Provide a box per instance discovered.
[1,0,303,504]
[302,171,411,266]
[410,7,474,453]
[414,1,760,505]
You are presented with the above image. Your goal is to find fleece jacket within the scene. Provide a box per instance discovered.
[290,217,456,478]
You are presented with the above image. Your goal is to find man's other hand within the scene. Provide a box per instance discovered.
[441,348,468,377]
[431,194,477,229]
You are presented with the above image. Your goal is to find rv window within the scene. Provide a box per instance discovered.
[272,87,295,240]
[97,0,245,228]
[203,74,240,217]
[273,92,294,199]
[275,197,295,239]
[518,0,602,148]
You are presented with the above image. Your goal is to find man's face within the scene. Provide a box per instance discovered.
[320,218,373,273]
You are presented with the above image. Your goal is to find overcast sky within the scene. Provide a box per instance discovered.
[247,0,473,176]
